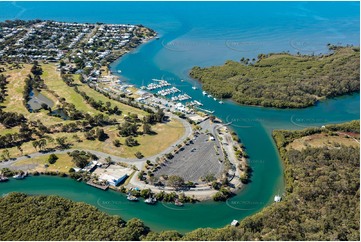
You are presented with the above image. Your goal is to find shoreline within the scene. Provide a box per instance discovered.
[1,38,249,202]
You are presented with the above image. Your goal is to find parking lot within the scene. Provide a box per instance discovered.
[154,131,225,183]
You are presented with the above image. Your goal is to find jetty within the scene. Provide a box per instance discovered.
[197,107,215,114]
[146,80,171,90]
[86,180,109,190]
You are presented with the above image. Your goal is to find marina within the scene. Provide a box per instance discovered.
[157,87,180,96]
[0,0,358,235]
[146,79,171,90]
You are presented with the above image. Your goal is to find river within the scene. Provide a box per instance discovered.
[0,1,359,233]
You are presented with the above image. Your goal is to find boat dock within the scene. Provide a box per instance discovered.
[146,80,171,90]
[171,93,191,101]
[157,87,180,96]
[86,180,109,190]
[197,107,215,114]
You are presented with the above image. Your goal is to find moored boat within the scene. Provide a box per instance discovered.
[127,194,139,201]
[13,173,25,180]
[144,197,157,204]
[231,219,239,226]
[174,199,183,206]
[0,176,9,182]
[274,195,281,202]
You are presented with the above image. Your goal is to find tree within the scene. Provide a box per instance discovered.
[55,136,68,149]
[68,150,91,168]
[138,171,145,181]
[167,175,184,189]
[139,189,151,198]
[113,139,121,147]
[48,154,58,164]
[96,128,108,141]
[134,151,143,159]
[204,173,216,183]
[125,137,139,147]
[16,144,23,155]
[2,149,10,160]
[38,138,47,151]
[32,140,39,151]
[105,156,112,165]
[143,123,152,134]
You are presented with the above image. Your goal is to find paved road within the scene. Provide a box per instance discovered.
[0,114,192,171]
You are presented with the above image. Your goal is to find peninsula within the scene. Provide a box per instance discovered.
[190,46,360,108]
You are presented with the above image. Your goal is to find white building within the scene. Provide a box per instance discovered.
[99,173,128,186]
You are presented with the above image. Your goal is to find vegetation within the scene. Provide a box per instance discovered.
[67,150,97,168]
[190,46,360,108]
[167,175,184,189]
[47,154,58,164]
[0,63,185,160]
[2,121,358,240]
[0,193,150,241]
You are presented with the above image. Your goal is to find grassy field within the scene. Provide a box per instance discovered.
[71,71,146,117]
[13,154,74,173]
[1,65,70,125]
[42,64,102,116]
[0,62,186,161]
[287,133,360,151]
[1,117,184,159]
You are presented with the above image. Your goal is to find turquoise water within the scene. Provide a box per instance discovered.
[0,1,359,233]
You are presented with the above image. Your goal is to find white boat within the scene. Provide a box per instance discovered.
[231,220,239,226]
[274,195,281,202]
[213,97,217,101]
[127,194,139,201]
[174,199,183,206]
[144,197,157,204]
[219,101,223,104]
[117,70,122,73]
[13,174,25,180]
[207,94,213,98]
[0,176,9,182]
[202,91,207,95]
[194,100,203,106]
[192,86,197,90]
[181,79,184,82]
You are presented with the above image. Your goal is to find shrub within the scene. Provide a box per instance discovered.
[48,154,58,164]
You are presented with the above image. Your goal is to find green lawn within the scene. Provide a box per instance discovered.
[13,154,74,173]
